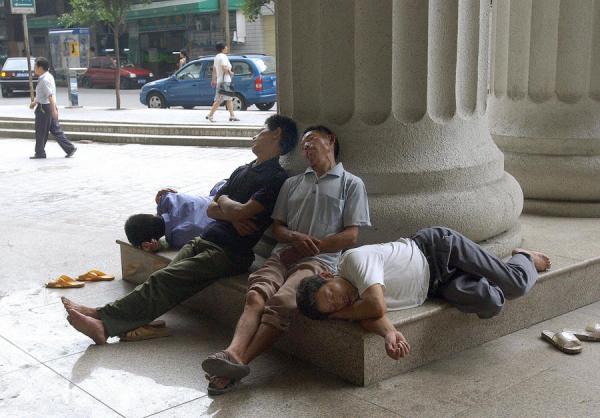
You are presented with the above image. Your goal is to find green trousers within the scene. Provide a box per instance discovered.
[98,238,253,337]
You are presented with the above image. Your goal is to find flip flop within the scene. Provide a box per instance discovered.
[564,323,600,342]
[77,269,115,282]
[541,330,582,354]
[120,321,170,342]
[205,374,240,396]
[202,350,250,380]
[46,275,85,289]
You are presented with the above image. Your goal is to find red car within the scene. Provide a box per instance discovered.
[81,56,154,89]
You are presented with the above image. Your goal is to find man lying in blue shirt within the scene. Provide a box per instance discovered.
[124,179,227,252]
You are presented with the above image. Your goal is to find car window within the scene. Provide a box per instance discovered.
[202,61,214,79]
[2,58,35,71]
[250,56,276,74]
[102,58,116,69]
[231,61,252,76]
[177,62,202,80]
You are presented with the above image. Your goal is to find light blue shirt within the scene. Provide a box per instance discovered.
[158,193,214,249]
[271,163,371,271]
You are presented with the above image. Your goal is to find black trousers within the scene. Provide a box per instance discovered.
[34,103,75,157]
[412,227,538,319]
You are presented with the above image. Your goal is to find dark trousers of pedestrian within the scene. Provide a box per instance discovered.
[412,227,538,319]
[34,103,75,157]
[97,237,254,337]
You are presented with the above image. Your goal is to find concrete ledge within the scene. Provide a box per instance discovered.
[524,199,600,218]
[0,128,253,148]
[117,237,600,386]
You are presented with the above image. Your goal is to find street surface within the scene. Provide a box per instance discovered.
[0,86,277,112]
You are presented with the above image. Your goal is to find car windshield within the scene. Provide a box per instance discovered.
[3,58,36,71]
[250,56,276,74]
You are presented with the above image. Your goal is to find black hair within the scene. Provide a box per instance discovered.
[124,214,165,247]
[302,125,340,160]
[35,57,50,71]
[215,42,226,52]
[296,275,329,320]
[265,114,298,155]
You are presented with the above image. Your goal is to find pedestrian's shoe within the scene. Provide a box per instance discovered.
[65,147,77,158]
[229,117,240,122]
[205,115,215,123]
[29,154,46,159]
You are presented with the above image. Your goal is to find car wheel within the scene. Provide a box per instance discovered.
[147,92,166,109]
[230,94,247,111]
[1,87,8,98]
[256,102,275,111]
[183,105,195,109]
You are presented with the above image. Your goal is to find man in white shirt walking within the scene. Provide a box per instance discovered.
[29,57,76,159]
[296,227,551,360]
[206,42,239,123]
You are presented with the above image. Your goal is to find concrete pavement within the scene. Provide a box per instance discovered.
[2,137,600,417]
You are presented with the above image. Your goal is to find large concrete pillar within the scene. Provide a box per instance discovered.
[276,0,523,252]
[489,0,600,216]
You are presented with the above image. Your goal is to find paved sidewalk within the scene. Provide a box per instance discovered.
[0,104,274,126]
[2,137,600,417]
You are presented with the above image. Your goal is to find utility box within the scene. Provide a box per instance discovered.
[48,28,90,85]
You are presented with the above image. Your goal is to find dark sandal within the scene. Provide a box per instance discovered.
[202,350,250,379]
[206,374,239,396]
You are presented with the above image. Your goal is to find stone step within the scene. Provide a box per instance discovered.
[0,128,253,148]
[0,118,260,138]
[116,226,600,386]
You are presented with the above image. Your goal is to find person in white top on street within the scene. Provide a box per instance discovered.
[297,227,551,360]
[29,57,77,159]
[206,42,239,123]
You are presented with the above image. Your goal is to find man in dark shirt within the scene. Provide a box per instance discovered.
[61,115,298,345]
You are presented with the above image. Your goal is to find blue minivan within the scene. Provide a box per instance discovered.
[140,54,276,111]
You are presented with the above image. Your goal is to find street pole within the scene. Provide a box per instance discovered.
[219,0,231,50]
[22,14,34,101]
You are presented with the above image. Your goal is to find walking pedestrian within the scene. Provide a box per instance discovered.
[205,42,239,123]
[29,57,76,159]
[177,49,188,69]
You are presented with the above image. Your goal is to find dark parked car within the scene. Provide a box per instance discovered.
[0,57,37,97]
[80,56,154,89]
[140,54,276,111]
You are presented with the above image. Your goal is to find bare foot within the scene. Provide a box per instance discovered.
[66,308,107,345]
[61,297,100,319]
[512,248,551,272]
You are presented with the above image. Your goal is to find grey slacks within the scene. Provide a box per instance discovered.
[34,103,75,157]
[412,227,538,319]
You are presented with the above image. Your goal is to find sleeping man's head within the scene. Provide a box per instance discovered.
[296,272,358,320]
[124,214,166,252]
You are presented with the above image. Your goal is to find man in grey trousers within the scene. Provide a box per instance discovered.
[29,57,76,159]
[296,227,551,360]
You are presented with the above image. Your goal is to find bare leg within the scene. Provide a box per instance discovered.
[66,308,108,345]
[226,290,265,364]
[512,248,551,271]
[61,297,100,319]
[239,323,282,364]
[207,96,222,118]
[226,99,236,118]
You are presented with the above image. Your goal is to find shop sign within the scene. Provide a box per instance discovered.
[10,0,36,14]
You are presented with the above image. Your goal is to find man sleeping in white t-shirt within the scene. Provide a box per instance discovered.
[296,227,550,360]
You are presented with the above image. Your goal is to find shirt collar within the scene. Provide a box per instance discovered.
[304,162,344,178]
[251,157,281,171]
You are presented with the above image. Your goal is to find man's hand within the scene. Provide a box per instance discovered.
[290,232,321,257]
[141,239,160,253]
[232,219,258,236]
[384,330,410,360]
[278,247,303,267]
[211,79,217,88]
[51,105,59,120]
[29,101,36,109]
[155,188,177,204]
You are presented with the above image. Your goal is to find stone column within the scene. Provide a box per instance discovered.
[276,0,523,252]
[489,0,600,216]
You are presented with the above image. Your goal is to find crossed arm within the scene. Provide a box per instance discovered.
[207,195,265,235]
[331,284,411,360]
